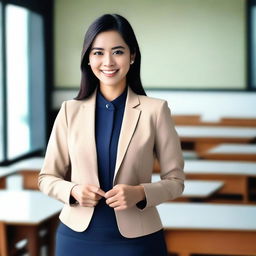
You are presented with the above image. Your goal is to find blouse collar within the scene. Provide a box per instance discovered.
[96,86,128,110]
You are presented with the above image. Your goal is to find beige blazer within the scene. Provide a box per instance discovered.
[38,86,185,238]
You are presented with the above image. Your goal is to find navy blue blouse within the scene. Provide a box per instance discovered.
[89,85,128,230]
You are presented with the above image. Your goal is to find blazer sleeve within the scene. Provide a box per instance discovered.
[38,101,77,205]
[139,100,185,210]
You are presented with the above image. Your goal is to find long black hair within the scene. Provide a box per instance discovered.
[74,14,146,100]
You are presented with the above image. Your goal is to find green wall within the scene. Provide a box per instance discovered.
[54,0,246,89]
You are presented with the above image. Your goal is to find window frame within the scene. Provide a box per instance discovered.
[0,0,53,165]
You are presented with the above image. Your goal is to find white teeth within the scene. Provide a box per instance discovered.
[102,70,117,74]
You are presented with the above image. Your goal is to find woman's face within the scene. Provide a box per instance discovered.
[89,30,134,89]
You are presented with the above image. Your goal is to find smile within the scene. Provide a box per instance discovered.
[101,69,119,77]
[101,70,119,74]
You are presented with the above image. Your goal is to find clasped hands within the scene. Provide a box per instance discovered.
[71,184,145,211]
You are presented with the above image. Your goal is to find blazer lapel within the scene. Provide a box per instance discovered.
[81,88,99,186]
[113,86,141,184]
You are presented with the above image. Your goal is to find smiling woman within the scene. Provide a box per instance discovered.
[38,13,185,256]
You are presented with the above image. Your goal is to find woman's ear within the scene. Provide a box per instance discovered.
[130,53,136,64]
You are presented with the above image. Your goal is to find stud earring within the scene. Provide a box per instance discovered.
[130,60,134,65]
[88,62,90,65]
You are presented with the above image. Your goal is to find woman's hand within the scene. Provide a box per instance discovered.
[71,184,105,207]
[105,184,145,211]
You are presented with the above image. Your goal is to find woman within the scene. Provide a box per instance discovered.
[38,14,185,256]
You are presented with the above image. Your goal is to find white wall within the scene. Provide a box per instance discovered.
[54,0,246,89]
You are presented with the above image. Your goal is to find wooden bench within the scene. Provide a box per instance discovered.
[180,117,256,127]
[155,158,256,202]
[183,160,256,203]
[175,125,256,153]
[201,143,256,161]
[172,114,201,125]
[219,117,256,127]
[158,202,256,256]
[152,174,224,201]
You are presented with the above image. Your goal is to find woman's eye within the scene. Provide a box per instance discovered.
[113,50,124,55]
[93,51,103,55]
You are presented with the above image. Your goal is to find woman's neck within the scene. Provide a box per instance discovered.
[99,81,127,101]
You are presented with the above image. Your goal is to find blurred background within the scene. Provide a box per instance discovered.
[0,0,256,255]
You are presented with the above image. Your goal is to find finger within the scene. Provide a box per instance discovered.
[87,185,105,197]
[94,193,103,200]
[85,191,101,200]
[95,188,106,197]
[80,199,98,207]
[108,201,120,208]
[114,205,127,211]
[106,196,118,205]
[105,189,118,199]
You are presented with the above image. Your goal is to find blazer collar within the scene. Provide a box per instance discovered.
[81,85,141,186]
[81,85,140,109]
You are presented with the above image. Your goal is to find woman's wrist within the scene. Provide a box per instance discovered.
[71,184,79,198]
[136,185,146,201]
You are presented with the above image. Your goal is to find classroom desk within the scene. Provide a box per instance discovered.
[0,191,62,256]
[175,126,256,153]
[202,143,256,161]
[0,157,44,189]
[184,160,256,203]
[158,202,256,256]
[152,174,224,199]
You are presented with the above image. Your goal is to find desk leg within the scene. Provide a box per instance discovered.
[0,177,6,189]
[243,177,249,203]
[27,226,40,256]
[0,222,8,256]
[48,215,59,256]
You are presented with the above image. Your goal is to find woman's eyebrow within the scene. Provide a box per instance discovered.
[91,46,125,51]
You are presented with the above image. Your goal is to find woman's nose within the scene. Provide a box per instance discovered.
[103,53,114,66]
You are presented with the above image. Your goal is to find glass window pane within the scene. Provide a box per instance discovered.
[6,4,45,160]
[252,5,256,89]
[0,2,3,161]
[28,11,46,153]
[6,5,29,159]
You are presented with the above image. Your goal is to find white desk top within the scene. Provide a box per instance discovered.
[0,157,44,178]
[209,144,256,154]
[176,126,256,139]
[0,191,63,224]
[152,174,223,198]
[11,157,44,170]
[0,166,17,178]
[157,202,256,231]
[184,159,256,176]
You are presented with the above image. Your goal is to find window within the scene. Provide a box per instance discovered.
[0,3,46,163]
[251,2,256,89]
[0,1,3,161]
[6,5,29,159]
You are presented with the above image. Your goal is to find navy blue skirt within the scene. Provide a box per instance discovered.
[55,221,168,256]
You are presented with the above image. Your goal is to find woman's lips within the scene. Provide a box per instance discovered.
[101,69,119,77]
